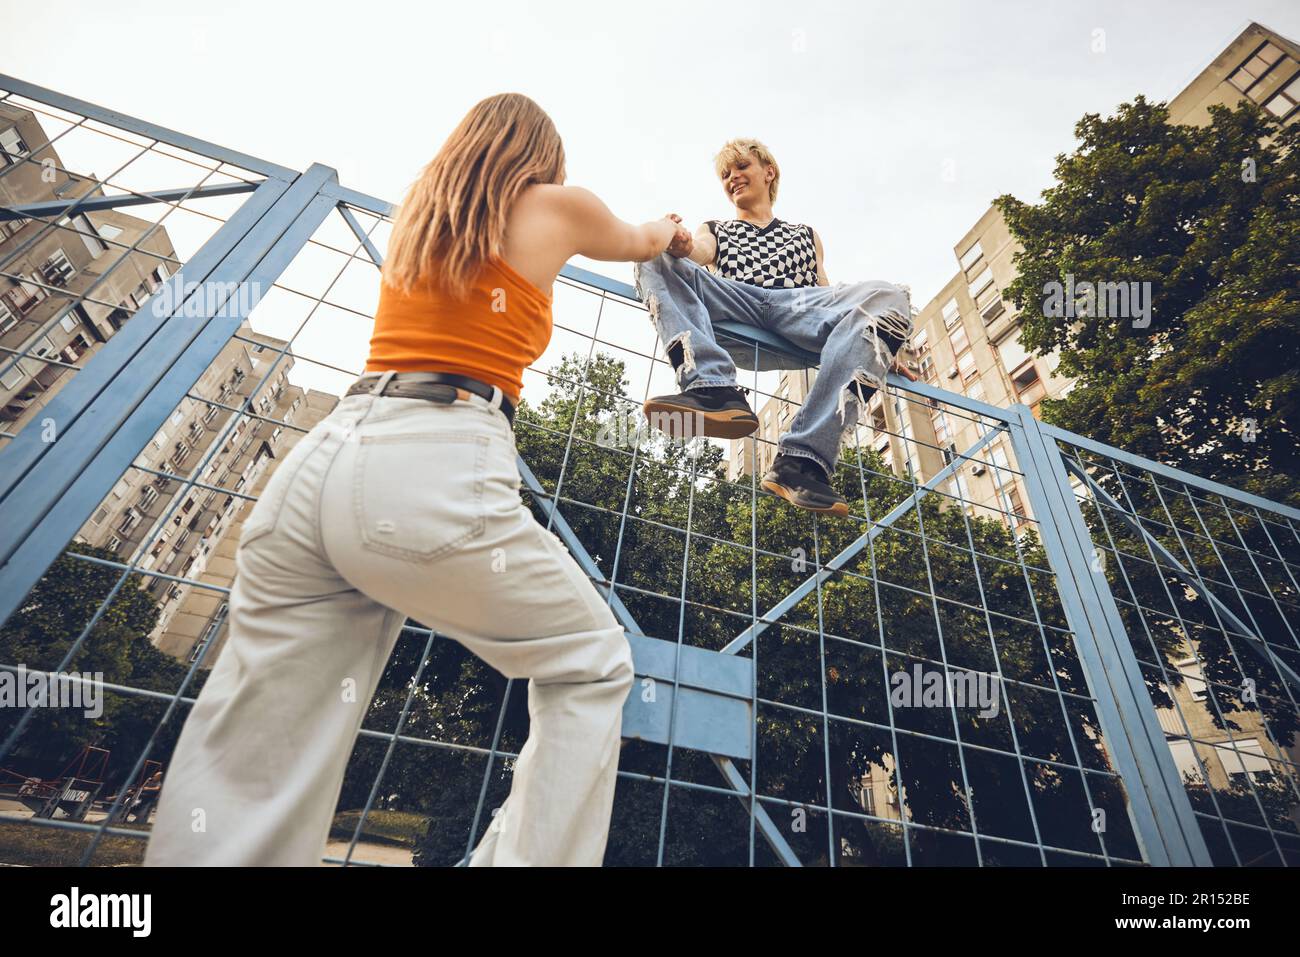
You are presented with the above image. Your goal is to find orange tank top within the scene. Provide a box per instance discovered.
[365,256,553,404]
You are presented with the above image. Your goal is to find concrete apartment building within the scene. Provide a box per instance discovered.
[736,21,1299,538]
[71,328,324,643]
[1,103,178,435]
[153,381,337,664]
[736,21,1300,817]
[2,103,341,665]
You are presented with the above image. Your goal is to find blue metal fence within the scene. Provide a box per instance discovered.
[0,75,1296,866]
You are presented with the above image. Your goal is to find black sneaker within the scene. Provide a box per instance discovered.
[643,385,759,440]
[761,453,849,517]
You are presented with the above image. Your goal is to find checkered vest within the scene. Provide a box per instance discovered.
[705,218,819,288]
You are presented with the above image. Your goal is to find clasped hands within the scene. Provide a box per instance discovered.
[656,212,918,383]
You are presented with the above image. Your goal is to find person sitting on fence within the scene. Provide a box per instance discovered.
[635,138,918,517]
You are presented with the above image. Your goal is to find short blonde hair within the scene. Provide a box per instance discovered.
[713,139,780,203]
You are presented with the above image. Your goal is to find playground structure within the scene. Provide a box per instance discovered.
[0,74,1296,867]
[1,746,162,824]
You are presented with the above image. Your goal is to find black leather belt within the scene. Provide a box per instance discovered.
[347,371,515,425]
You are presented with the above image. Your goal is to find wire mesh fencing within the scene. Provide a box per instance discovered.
[0,75,1295,867]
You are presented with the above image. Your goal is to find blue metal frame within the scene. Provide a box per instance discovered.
[3,74,1296,867]
[0,167,335,625]
[1007,404,1212,865]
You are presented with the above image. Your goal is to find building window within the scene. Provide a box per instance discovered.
[911,329,928,357]
[139,486,159,511]
[97,222,124,243]
[0,300,17,336]
[931,406,951,445]
[40,249,77,287]
[65,214,106,259]
[118,508,142,536]
[958,240,984,274]
[0,125,28,165]
[950,323,970,356]
[980,296,1006,324]
[967,266,994,301]
[990,445,1010,470]
[106,536,122,553]
[1218,738,1272,784]
[1,364,26,390]
[1227,41,1285,94]
[942,298,960,330]
[3,274,48,314]
[949,471,970,503]
[90,506,109,526]
[957,351,977,385]
[1263,71,1300,119]
[1006,485,1027,527]
[1173,656,1208,702]
[1011,359,1046,407]
[31,335,57,362]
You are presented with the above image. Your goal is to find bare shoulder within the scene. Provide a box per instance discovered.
[517,182,601,216]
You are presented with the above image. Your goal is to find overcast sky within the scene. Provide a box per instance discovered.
[4,0,1299,396]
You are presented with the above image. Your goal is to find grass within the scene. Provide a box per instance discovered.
[0,819,148,867]
[329,809,430,847]
[0,807,429,866]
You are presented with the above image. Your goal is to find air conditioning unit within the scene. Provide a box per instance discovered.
[946,365,959,379]
[972,463,987,476]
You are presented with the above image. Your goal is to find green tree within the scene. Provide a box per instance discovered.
[361,352,1141,865]
[0,543,192,787]
[994,95,1300,505]
[994,95,1300,864]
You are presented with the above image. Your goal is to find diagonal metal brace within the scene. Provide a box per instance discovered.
[514,452,802,865]
[722,424,1004,655]
[1063,457,1300,694]
[0,180,262,220]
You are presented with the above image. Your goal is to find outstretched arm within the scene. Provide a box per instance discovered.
[552,186,683,263]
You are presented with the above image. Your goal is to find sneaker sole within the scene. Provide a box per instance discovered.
[760,479,850,517]
[642,398,759,440]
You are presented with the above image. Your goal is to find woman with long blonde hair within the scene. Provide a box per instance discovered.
[144,93,684,867]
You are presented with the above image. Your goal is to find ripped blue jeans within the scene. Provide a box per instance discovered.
[632,251,913,478]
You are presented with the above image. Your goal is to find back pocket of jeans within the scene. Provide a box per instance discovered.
[354,431,489,562]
